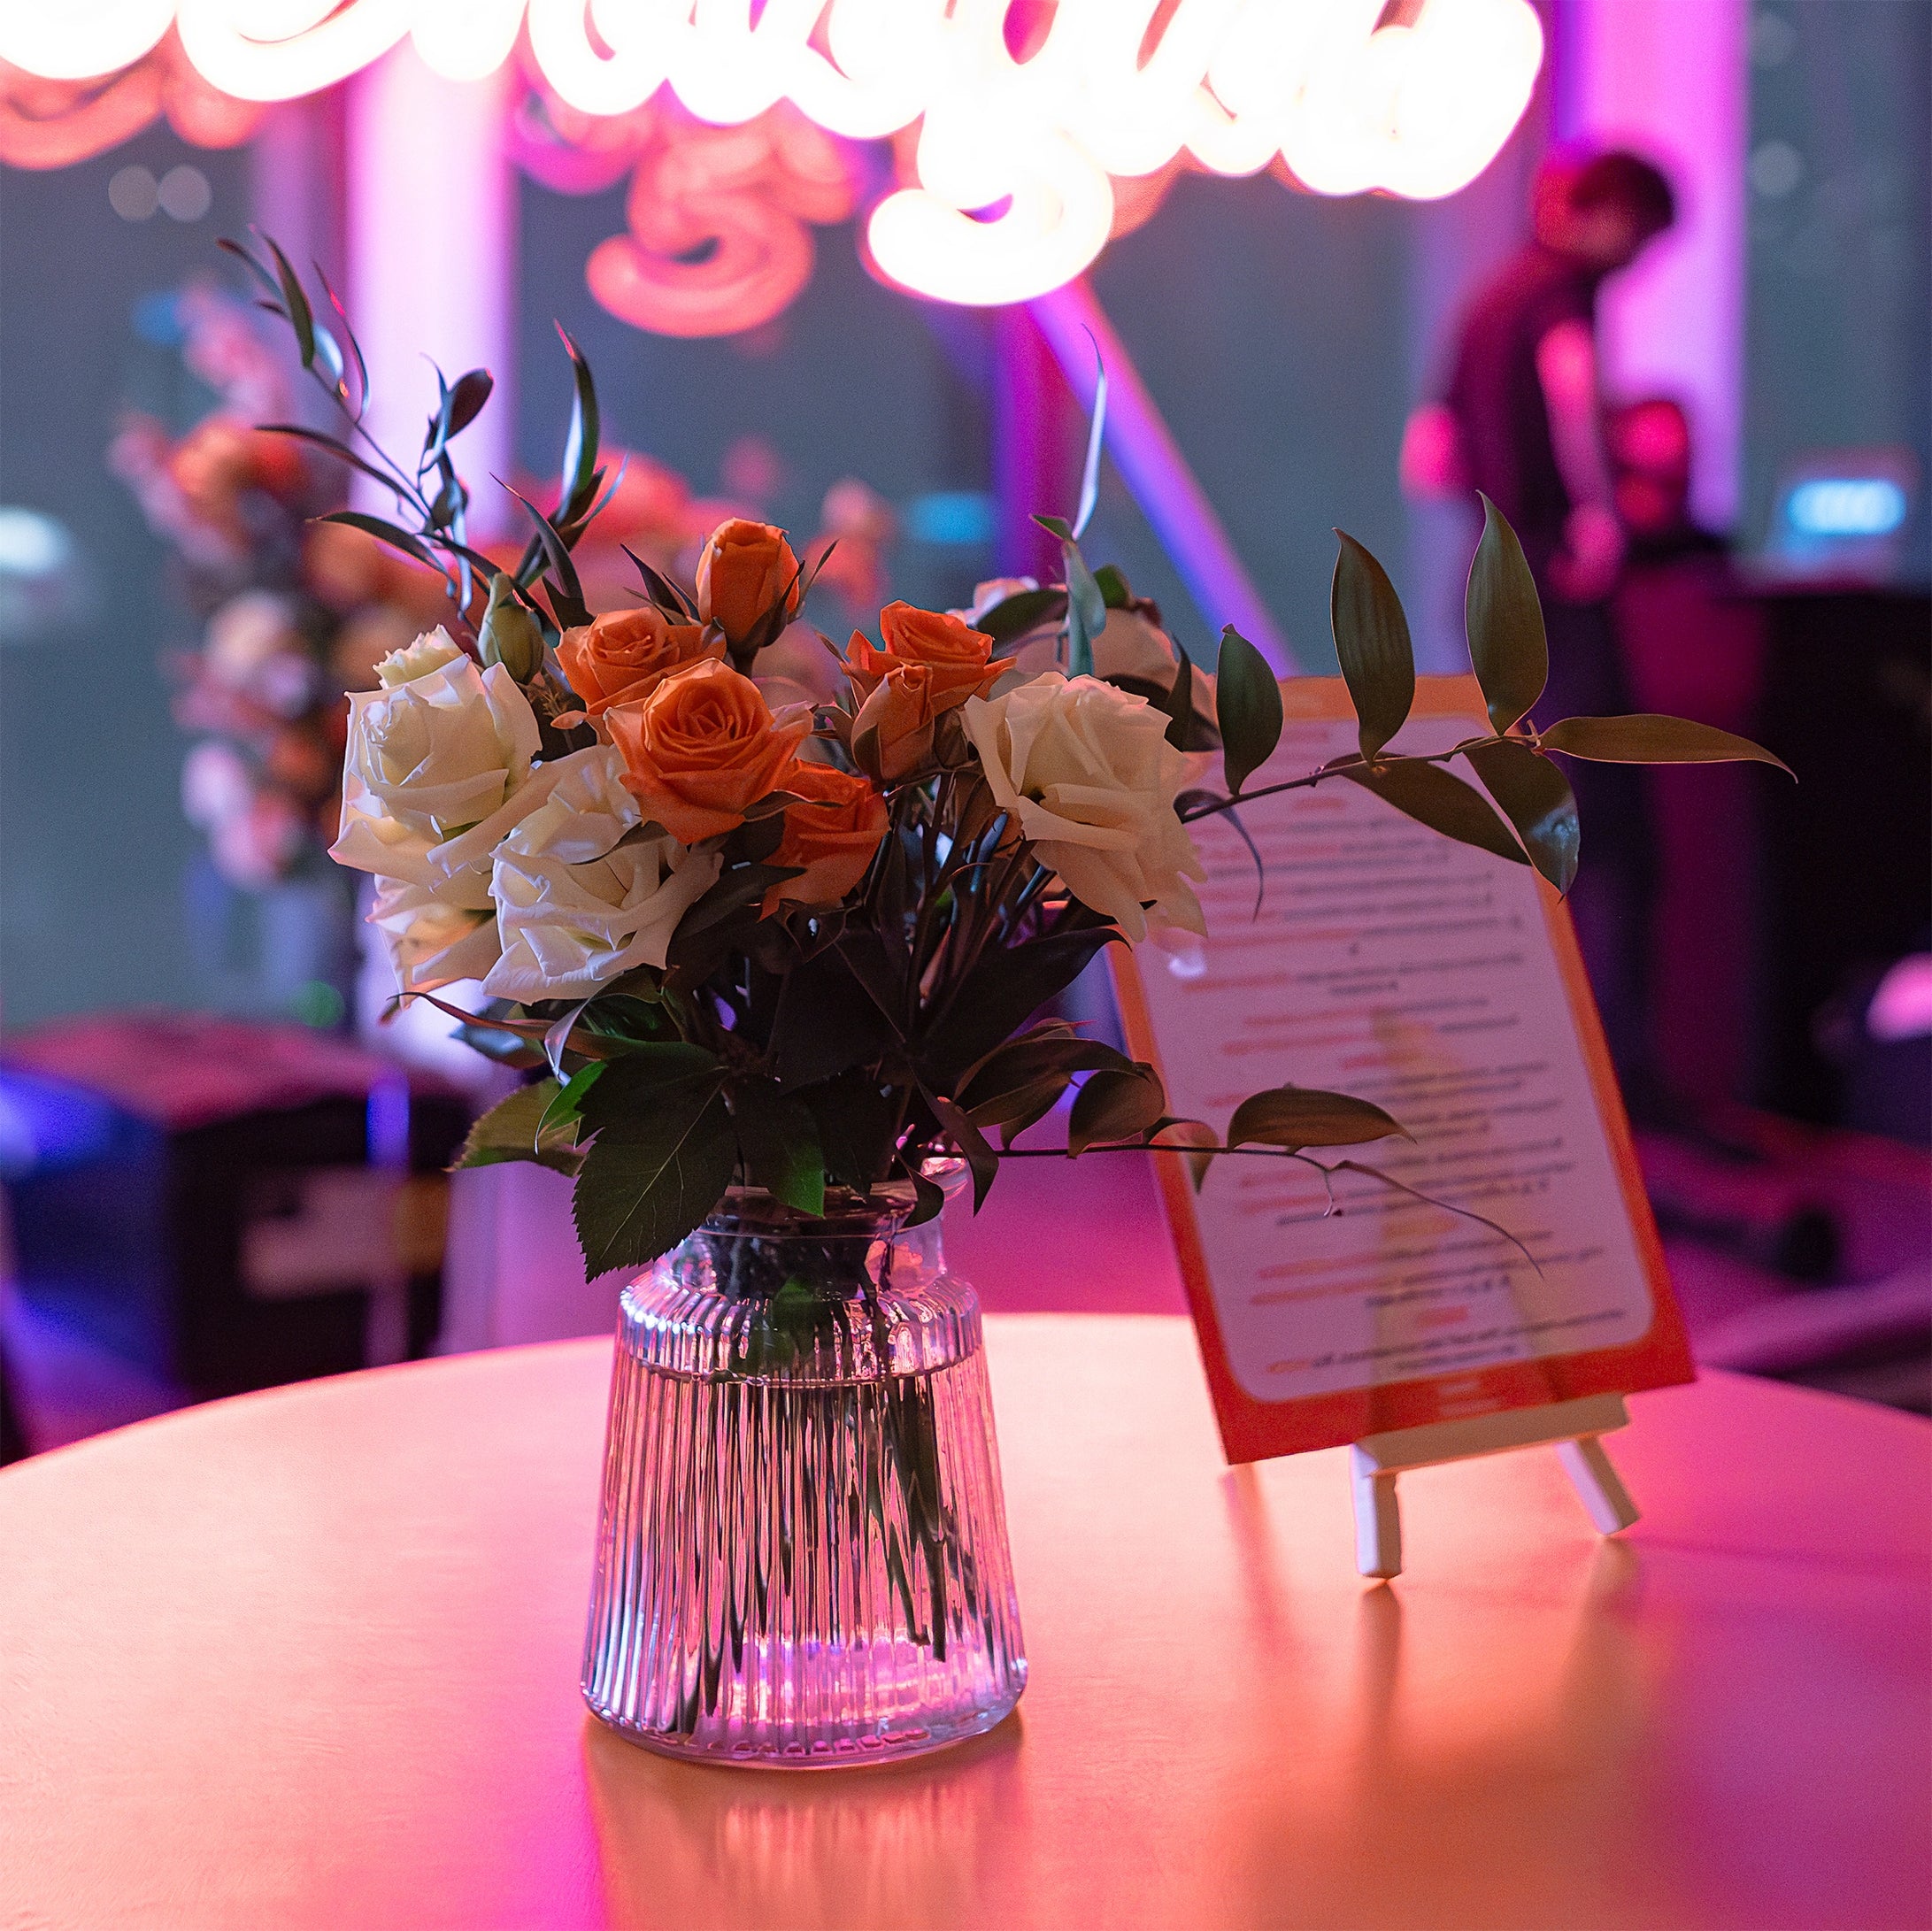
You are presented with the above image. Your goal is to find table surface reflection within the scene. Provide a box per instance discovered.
[2,1316,1928,1930]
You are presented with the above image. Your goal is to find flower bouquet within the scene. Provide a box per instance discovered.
[232,235,1785,1766]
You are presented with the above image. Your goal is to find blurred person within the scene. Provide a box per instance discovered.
[1405,148,1678,1102]
[1607,397,1769,1112]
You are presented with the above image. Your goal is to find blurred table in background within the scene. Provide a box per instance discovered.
[3,1319,1927,1931]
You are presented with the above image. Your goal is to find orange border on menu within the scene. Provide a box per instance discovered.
[1112,674,1694,1465]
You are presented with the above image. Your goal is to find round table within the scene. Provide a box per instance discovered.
[3,1318,1927,1930]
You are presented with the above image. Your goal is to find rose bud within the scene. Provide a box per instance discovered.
[695,519,802,654]
[477,573,545,684]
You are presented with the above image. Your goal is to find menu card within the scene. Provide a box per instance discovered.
[1115,676,1691,1462]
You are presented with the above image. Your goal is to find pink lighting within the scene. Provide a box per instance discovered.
[4,0,1545,316]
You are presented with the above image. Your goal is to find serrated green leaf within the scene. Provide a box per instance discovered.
[536,1060,604,1146]
[1068,1064,1166,1156]
[1342,759,1528,867]
[454,1079,581,1175]
[1032,513,1073,542]
[1466,496,1547,735]
[572,1075,734,1276]
[1227,1085,1405,1152]
[1216,625,1282,796]
[1331,531,1416,760]
[727,1077,825,1217]
[1462,739,1579,894]
[1092,563,1131,608]
[1539,714,1794,774]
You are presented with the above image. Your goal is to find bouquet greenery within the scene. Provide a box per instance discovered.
[228,234,1786,1280]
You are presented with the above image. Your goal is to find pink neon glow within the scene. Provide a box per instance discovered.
[4,1,1544,311]
[1028,279,1299,675]
[346,45,515,537]
[1555,0,1746,529]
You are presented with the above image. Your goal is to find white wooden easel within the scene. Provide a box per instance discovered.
[1348,1393,1639,1579]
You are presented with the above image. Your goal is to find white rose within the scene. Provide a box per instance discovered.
[482,745,723,1001]
[333,631,560,991]
[953,576,1036,626]
[963,673,1207,943]
[376,627,467,688]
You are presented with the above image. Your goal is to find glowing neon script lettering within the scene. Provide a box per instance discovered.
[1,0,1543,304]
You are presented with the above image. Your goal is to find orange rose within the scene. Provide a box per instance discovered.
[847,602,1013,782]
[606,658,807,844]
[762,758,889,914]
[557,606,722,716]
[695,519,801,650]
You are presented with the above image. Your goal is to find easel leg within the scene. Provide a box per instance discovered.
[1351,1448,1402,1579]
[1557,1434,1640,1535]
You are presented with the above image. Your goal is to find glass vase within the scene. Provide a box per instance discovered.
[581,1178,1027,1767]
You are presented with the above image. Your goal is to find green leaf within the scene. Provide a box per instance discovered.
[1062,539,1105,680]
[318,510,438,572]
[1149,1116,1220,1191]
[1092,563,1131,608]
[1341,759,1529,868]
[1227,1085,1405,1152]
[453,1079,582,1176]
[1068,1064,1166,1156]
[960,1035,1138,1121]
[445,367,494,442]
[262,235,315,370]
[1032,513,1073,542]
[797,1073,897,1192]
[925,1090,999,1211]
[726,1076,825,1217]
[1331,531,1416,760]
[977,587,1066,643]
[917,927,1120,1090]
[1074,342,1107,539]
[771,946,901,1089]
[1539,714,1794,775]
[536,1060,604,1146]
[1465,495,1547,735]
[1216,625,1283,796]
[1462,739,1580,894]
[572,1073,735,1275]
[556,324,601,527]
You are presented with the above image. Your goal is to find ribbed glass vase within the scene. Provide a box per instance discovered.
[581,1178,1026,1767]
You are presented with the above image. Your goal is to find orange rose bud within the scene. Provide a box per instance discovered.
[846,603,1014,782]
[763,758,889,915]
[557,605,721,716]
[606,658,808,845]
[695,519,802,649]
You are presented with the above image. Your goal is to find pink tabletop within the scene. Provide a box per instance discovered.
[2,1318,1928,1931]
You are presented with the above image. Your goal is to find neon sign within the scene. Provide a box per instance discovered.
[3,1,1541,310]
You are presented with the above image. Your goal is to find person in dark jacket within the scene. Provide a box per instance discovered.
[1403,149,1678,1102]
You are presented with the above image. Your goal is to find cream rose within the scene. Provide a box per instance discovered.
[483,745,722,1000]
[333,629,558,990]
[962,673,1206,942]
